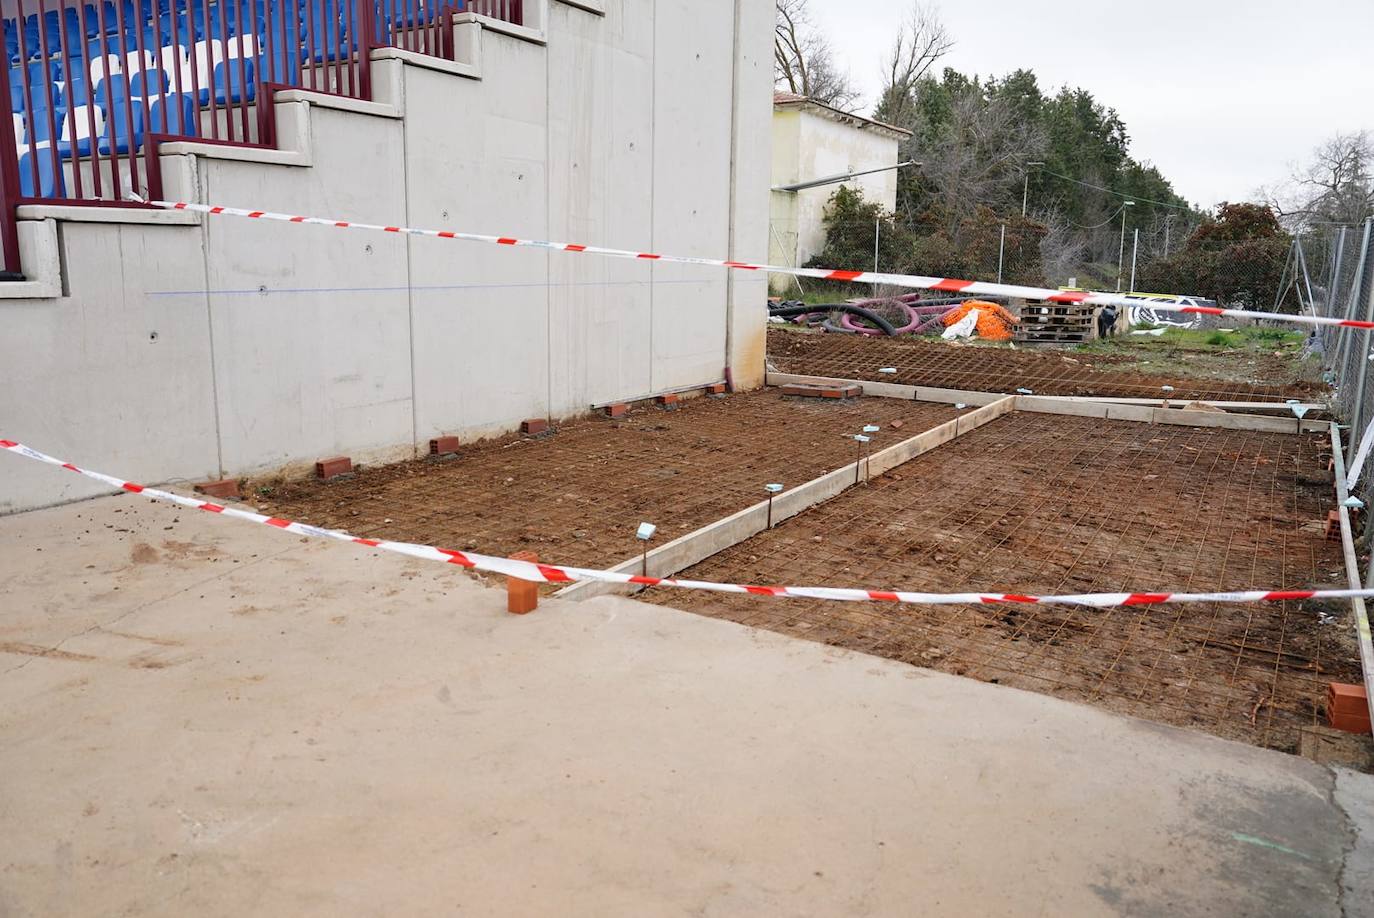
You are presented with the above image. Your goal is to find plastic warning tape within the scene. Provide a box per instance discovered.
[3,437,1366,610]
[140,197,1374,334]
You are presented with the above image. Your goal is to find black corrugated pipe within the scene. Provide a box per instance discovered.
[768,303,899,336]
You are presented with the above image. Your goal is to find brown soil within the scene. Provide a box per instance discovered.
[254,390,957,571]
[767,328,1328,402]
[645,412,1359,754]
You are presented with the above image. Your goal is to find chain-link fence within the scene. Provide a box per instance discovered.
[1311,219,1374,505]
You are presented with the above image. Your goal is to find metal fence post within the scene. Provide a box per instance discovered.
[997,223,1006,284]
[1346,230,1374,466]
[0,59,21,276]
[1333,220,1372,384]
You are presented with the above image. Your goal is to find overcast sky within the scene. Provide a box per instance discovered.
[806,0,1374,210]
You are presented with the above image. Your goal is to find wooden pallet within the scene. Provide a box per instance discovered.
[1014,300,1100,344]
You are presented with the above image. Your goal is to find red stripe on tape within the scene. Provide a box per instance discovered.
[724,261,760,270]
[931,278,975,292]
[438,232,455,239]
[983,593,1040,604]
[201,503,224,513]
[744,585,784,596]
[121,482,144,493]
[1048,291,1090,304]
[1344,320,1374,329]
[353,538,380,547]
[868,591,900,602]
[174,202,187,209]
[436,548,474,567]
[334,221,349,227]
[1262,590,1317,601]
[537,564,574,583]
[565,244,587,252]
[264,518,291,528]
[1123,593,1172,606]
[61,463,78,471]
[383,227,401,233]
[638,253,662,260]
[208,206,223,214]
[247,211,264,218]
[1181,306,1224,316]
[497,238,518,246]
[289,216,305,223]
[0,440,16,448]
[827,270,864,282]
[628,575,663,585]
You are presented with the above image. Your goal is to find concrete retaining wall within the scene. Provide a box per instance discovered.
[0,0,773,513]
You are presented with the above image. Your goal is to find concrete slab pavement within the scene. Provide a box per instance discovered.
[1,494,1371,916]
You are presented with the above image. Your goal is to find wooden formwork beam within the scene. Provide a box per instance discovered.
[553,396,1017,602]
[765,372,1327,435]
[1327,423,1374,730]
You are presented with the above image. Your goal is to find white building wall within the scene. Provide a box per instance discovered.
[768,105,903,292]
[0,0,772,514]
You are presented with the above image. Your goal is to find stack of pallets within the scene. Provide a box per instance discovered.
[1014,301,1099,344]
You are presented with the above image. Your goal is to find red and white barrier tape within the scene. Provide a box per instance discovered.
[138,197,1373,334]
[3,437,1363,609]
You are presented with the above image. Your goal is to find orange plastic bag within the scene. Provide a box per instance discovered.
[940,300,1017,341]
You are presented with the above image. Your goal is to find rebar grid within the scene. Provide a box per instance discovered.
[259,391,957,570]
[768,328,1325,403]
[647,413,1358,753]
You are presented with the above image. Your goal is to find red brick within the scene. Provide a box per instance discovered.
[194,479,239,499]
[521,418,549,435]
[315,456,352,480]
[1325,510,1342,541]
[655,394,680,407]
[604,403,630,418]
[429,435,461,456]
[1329,710,1372,735]
[507,551,540,615]
[1329,682,1370,716]
[705,383,728,395]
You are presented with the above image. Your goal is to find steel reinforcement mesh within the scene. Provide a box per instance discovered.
[767,328,1327,402]
[647,412,1361,753]
[258,390,957,571]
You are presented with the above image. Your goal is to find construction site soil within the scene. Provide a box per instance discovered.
[767,328,1328,402]
[257,390,957,573]
[646,412,1361,753]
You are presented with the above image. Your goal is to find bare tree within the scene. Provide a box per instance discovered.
[1262,130,1374,229]
[873,2,953,128]
[774,0,861,111]
[917,90,1047,240]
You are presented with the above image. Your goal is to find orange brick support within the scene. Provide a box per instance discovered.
[194,479,239,499]
[1325,510,1342,542]
[1328,683,1371,734]
[655,394,680,408]
[521,419,550,435]
[604,403,630,418]
[507,551,540,615]
[429,436,461,456]
[315,457,352,480]
[705,383,727,395]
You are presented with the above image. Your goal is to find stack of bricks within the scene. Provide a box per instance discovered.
[1328,682,1372,734]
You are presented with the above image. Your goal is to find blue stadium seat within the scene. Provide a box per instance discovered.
[210,56,253,103]
[95,74,128,105]
[96,98,142,153]
[18,145,65,198]
[127,67,167,98]
[147,90,195,134]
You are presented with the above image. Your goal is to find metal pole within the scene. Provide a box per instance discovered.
[1329,227,1349,319]
[1164,216,1174,259]
[1345,236,1374,467]
[1334,221,1372,387]
[874,218,881,294]
[1296,236,1317,316]
[1129,228,1139,293]
[1022,172,1030,217]
[997,224,1006,284]
[1117,207,1129,293]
